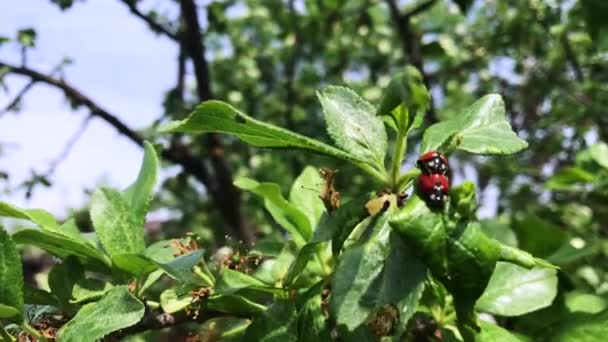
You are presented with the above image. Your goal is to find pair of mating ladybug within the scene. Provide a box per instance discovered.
[417,151,449,207]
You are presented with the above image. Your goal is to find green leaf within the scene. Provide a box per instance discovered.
[215,268,280,295]
[0,227,23,321]
[550,310,608,341]
[331,210,425,337]
[158,249,208,286]
[565,292,608,314]
[476,320,523,341]
[331,212,392,332]
[512,213,566,258]
[207,294,267,316]
[70,278,114,303]
[17,28,36,47]
[0,304,20,319]
[57,286,145,342]
[112,253,159,276]
[283,241,328,287]
[90,187,145,256]
[589,142,608,169]
[390,195,503,331]
[0,202,58,229]
[144,239,177,263]
[123,141,158,227]
[297,281,331,341]
[235,177,311,246]
[11,228,110,268]
[546,167,594,190]
[243,300,298,341]
[309,193,370,251]
[477,262,558,316]
[377,66,430,134]
[198,317,252,341]
[480,219,518,247]
[317,86,387,168]
[160,285,195,313]
[24,286,59,306]
[421,94,527,155]
[289,166,326,229]
[160,100,366,165]
[48,256,84,307]
[450,181,478,218]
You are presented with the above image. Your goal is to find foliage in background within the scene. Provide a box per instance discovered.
[1,0,608,340]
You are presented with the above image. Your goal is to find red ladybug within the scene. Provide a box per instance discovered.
[417,151,449,175]
[418,173,449,208]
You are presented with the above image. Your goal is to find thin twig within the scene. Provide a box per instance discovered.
[0,79,36,117]
[119,0,179,41]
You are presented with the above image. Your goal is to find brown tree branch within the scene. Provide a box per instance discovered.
[119,0,179,41]
[0,60,218,212]
[561,33,584,82]
[403,0,437,17]
[385,0,438,122]
[178,0,254,243]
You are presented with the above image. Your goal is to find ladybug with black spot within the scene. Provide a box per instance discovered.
[417,151,449,175]
[416,151,450,208]
[417,173,449,208]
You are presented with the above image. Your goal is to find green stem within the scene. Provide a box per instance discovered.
[395,168,421,192]
[356,162,389,185]
[146,300,160,309]
[0,326,15,341]
[21,322,48,342]
[194,266,215,287]
[390,106,409,191]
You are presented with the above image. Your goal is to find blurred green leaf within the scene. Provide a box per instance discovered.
[377,66,430,134]
[512,213,566,258]
[589,142,608,169]
[546,167,594,190]
[24,285,58,306]
[550,310,608,341]
[215,268,281,295]
[49,256,84,307]
[480,219,518,247]
[198,317,251,341]
[283,241,328,287]
[235,177,311,247]
[477,262,557,316]
[565,292,607,314]
[289,166,326,229]
[207,294,267,316]
[476,320,523,341]
[296,281,331,341]
[243,300,298,341]
[17,28,36,47]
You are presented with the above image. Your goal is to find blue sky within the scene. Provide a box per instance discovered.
[0,1,177,217]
